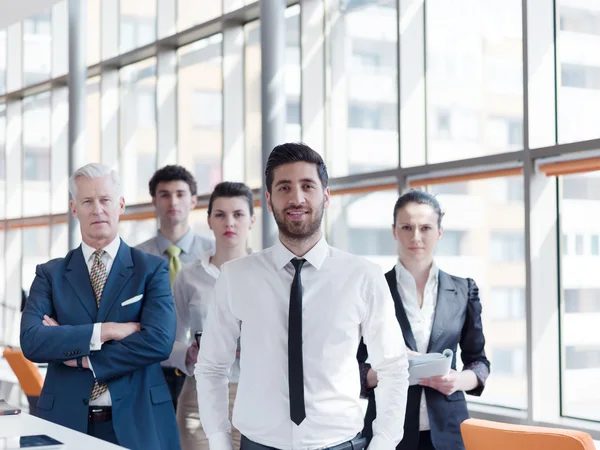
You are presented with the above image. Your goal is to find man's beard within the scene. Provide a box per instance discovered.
[271,200,325,242]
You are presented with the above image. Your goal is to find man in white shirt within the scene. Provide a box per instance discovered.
[20,163,179,450]
[196,143,409,450]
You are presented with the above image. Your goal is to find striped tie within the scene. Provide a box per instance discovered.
[90,250,109,400]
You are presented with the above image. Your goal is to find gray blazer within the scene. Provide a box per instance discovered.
[359,267,490,450]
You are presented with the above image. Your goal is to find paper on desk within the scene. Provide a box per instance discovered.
[408,349,453,385]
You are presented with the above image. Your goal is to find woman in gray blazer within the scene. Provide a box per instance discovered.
[359,190,490,450]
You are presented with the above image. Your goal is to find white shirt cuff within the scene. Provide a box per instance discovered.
[368,434,398,450]
[90,323,103,351]
[207,431,233,450]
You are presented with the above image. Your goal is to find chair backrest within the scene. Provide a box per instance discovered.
[2,348,43,397]
[461,418,596,450]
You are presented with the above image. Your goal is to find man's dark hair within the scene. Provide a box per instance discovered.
[393,189,445,228]
[149,165,197,197]
[208,182,254,216]
[265,142,329,193]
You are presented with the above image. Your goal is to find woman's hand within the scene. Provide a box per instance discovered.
[419,369,459,396]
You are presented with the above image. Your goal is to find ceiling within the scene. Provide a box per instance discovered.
[0,0,61,29]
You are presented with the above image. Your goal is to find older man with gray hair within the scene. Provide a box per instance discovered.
[20,163,180,450]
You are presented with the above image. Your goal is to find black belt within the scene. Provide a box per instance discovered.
[88,406,112,423]
[241,434,367,450]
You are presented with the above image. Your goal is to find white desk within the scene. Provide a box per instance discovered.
[0,413,126,449]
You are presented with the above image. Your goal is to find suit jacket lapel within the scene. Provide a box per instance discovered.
[385,268,418,352]
[97,240,134,322]
[427,270,457,353]
[65,247,98,321]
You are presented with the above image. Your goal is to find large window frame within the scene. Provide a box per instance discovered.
[0,0,599,439]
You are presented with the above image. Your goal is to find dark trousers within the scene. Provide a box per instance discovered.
[162,367,186,410]
[418,431,435,450]
[88,419,119,445]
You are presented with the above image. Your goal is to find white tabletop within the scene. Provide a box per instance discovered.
[0,412,126,449]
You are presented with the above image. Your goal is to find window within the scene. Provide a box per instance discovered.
[120,58,157,204]
[562,64,600,90]
[178,35,223,194]
[591,235,599,256]
[490,288,525,320]
[490,233,525,262]
[435,230,464,256]
[348,105,381,129]
[557,1,600,142]
[492,348,525,376]
[120,0,157,53]
[326,190,400,271]
[559,171,600,420]
[0,30,6,95]
[326,0,398,177]
[23,12,52,86]
[564,289,600,314]
[426,0,523,163]
[191,91,222,129]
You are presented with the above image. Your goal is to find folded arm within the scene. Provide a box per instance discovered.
[195,266,239,450]
[88,261,176,383]
[20,264,94,364]
[363,271,409,450]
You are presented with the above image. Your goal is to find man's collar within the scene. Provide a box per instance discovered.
[272,235,329,271]
[81,235,121,263]
[156,228,195,255]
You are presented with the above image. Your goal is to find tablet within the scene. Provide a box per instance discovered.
[0,435,63,449]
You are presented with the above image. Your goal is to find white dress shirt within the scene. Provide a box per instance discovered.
[395,261,439,431]
[196,237,408,450]
[81,235,121,406]
[167,250,240,380]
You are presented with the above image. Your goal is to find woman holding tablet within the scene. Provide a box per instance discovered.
[359,190,490,450]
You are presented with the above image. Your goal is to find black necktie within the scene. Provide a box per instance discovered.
[289,258,306,425]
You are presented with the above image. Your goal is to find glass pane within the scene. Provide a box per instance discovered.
[560,171,600,421]
[0,30,6,95]
[23,11,52,86]
[22,226,50,294]
[557,1,600,143]
[178,0,221,31]
[0,104,5,220]
[23,93,51,217]
[120,0,157,54]
[178,35,223,195]
[285,6,301,142]
[50,222,68,259]
[326,190,398,272]
[326,0,398,176]
[87,0,101,66]
[428,177,526,409]
[119,218,157,247]
[86,76,101,163]
[244,20,262,189]
[426,0,523,163]
[120,58,157,204]
[244,9,302,189]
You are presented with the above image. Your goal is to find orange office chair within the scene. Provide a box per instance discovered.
[461,418,596,450]
[2,347,44,415]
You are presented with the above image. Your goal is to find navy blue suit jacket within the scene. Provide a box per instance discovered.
[359,268,490,450]
[20,240,180,450]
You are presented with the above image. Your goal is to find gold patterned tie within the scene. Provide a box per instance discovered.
[90,249,109,400]
[166,245,182,286]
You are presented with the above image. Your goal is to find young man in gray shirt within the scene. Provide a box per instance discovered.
[136,165,213,409]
